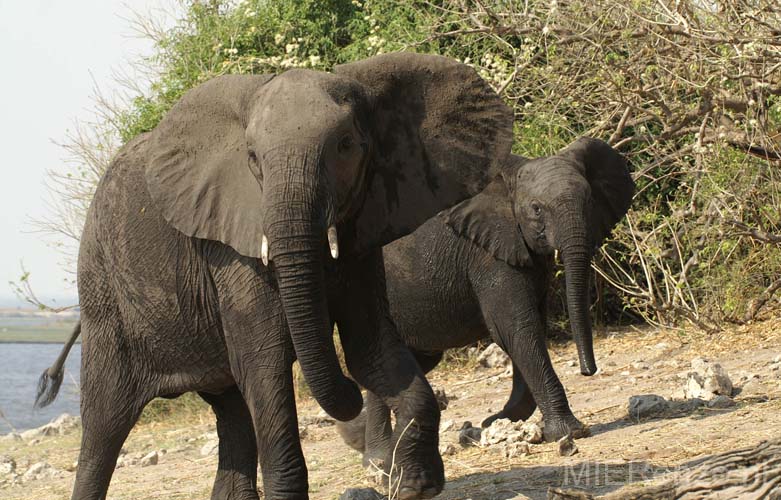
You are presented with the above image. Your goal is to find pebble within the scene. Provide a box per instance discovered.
[0,455,15,475]
[707,395,737,409]
[339,487,385,500]
[628,394,669,420]
[558,435,578,457]
[201,440,219,457]
[477,344,510,369]
[683,358,733,400]
[139,451,159,467]
[458,422,482,447]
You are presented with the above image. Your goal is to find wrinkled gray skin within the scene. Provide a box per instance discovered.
[35,53,513,500]
[336,138,635,465]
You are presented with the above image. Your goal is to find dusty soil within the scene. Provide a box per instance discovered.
[1,320,780,499]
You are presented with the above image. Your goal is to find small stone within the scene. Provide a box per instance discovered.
[707,395,736,409]
[200,440,219,457]
[339,487,385,500]
[22,462,55,482]
[628,395,669,420]
[139,451,158,467]
[434,388,449,411]
[477,343,510,369]
[440,419,455,432]
[439,443,458,456]
[199,431,218,441]
[558,435,578,457]
[27,438,41,446]
[503,441,530,459]
[0,456,15,475]
[458,422,482,447]
[683,358,732,400]
[739,378,767,398]
[773,355,781,364]
[631,360,650,370]
[0,432,21,442]
[566,360,577,367]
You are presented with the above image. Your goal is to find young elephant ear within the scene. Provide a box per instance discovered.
[145,74,274,258]
[441,178,532,267]
[334,52,513,255]
[558,137,635,248]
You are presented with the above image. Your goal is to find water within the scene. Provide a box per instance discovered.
[0,343,81,433]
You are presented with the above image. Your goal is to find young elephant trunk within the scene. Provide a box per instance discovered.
[264,147,362,421]
[557,208,598,376]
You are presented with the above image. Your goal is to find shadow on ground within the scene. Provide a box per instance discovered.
[439,460,668,500]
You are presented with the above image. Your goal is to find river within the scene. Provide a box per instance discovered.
[0,343,81,433]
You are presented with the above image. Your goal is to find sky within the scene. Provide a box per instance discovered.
[0,0,170,307]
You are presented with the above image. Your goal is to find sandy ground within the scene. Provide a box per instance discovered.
[1,320,780,499]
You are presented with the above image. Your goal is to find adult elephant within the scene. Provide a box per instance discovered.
[336,138,635,465]
[35,53,513,500]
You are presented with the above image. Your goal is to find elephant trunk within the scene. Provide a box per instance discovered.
[263,146,362,421]
[557,201,598,376]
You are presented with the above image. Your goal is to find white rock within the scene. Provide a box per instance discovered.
[631,361,650,370]
[477,344,510,369]
[22,462,56,482]
[200,440,219,457]
[479,419,543,447]
[439,443,458,456]
[0,432,21,442]
[139,451,158,467]
[440,419,455,432]
[683,358,733,400]
[502,441,530,458]
[199,431,218,441]
[0,455,15,475]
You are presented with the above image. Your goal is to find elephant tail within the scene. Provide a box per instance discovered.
[34,321,81,409]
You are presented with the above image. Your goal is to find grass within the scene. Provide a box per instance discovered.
[0,322,78,343]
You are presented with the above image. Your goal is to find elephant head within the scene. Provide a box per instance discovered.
[443,137,634,376]
[145,53,513,421]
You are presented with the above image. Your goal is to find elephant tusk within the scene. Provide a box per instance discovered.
[327,226,339,260]
[261,234,269,266]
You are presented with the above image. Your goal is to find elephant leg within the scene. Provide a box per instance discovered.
[200,386,259,500]
[71,320,149,500]
[479,284,588,442]
[481,363,538,427]
[333,251,443,500]
[342,350,443,470]
[213,262,307,499]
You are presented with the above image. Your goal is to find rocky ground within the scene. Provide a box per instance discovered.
[1,320,780,499]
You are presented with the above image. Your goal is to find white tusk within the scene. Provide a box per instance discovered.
[327,226,339,260]
[261,234,269,266]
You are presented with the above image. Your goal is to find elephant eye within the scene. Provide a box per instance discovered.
[338,134,354,154]
[248,149,258,163]
[531,202,542,216]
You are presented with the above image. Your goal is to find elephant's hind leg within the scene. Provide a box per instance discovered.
[481,363,538,427]
[200,386,260,500]
[71,319,151,500]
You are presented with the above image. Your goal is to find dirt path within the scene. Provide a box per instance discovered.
[1,321,779,499]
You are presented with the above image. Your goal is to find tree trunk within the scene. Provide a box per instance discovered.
[548,438,781,499]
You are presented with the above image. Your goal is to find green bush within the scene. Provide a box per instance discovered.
[50,0,781,331]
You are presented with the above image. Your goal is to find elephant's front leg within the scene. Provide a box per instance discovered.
[332,250,443,500]
[479,280,588,442]
[214,259,308,499]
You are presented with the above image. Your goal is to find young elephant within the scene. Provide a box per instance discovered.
[337,138,634,465]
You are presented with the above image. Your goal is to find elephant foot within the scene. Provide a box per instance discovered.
[387,456,444,500]
[542,415,590,442]
[336,411,367,453]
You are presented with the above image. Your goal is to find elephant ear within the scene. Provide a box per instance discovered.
[558,137,635,248]
[441,178,532,267]
[145,74,274,258]
[334,52,513,255]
